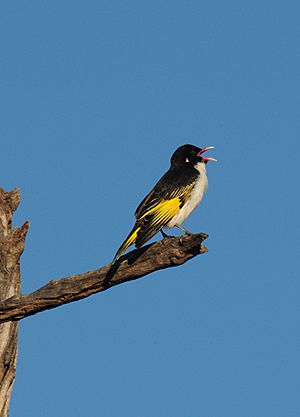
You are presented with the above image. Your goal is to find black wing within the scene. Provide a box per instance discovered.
[133,165,198,247]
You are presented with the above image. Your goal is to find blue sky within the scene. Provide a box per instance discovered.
[1,1,299,416]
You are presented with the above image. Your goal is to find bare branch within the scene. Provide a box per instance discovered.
[0,186,209,417]
[0,233,208,324]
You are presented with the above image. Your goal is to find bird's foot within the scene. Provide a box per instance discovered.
[175,224,193,244]
[179,233,192,245]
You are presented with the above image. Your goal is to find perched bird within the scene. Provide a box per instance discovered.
[113,144,216,262]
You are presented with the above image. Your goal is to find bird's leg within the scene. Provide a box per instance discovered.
[175,224,193,236]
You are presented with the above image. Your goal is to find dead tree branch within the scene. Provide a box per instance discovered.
[0,186,209,416]
[0,232,208,324]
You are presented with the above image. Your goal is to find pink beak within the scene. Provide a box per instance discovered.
[197,146,217,162]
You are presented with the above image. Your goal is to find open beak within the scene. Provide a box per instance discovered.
[197,146,217,162]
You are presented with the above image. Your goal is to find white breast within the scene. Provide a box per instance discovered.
[167,162,208,228]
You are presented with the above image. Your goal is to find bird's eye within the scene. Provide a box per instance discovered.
[186,158,189,163]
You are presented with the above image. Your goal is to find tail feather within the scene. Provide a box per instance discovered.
[112,224,141,263]
[134,225,161,249]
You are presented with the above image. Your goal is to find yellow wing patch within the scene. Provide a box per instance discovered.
[141,198,181,226]
[138,183,195,228]
[114,179,197,262]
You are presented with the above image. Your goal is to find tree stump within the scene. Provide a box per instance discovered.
[0,189,29,417]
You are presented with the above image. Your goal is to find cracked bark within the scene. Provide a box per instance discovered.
[0,189,29,417]
[0,187,209,415]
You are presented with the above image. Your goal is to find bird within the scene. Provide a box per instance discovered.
[113,144,216,263]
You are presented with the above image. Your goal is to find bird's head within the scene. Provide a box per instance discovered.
[171,144,217,167]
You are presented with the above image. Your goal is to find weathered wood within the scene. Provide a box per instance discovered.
[0,186,209,417]
[0,188,29,417]
[0,232,208,324]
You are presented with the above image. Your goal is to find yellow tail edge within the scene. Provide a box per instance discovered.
[112,225,141,263]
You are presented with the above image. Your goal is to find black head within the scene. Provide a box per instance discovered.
[171,144,216,168]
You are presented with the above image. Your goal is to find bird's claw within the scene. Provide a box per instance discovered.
[179,232,193,245]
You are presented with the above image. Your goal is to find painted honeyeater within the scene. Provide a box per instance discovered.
[113,144,216,262]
